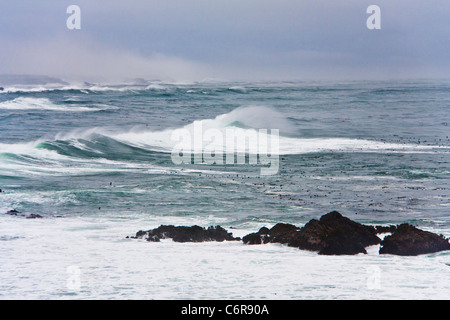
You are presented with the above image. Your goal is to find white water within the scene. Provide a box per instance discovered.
[1,105,447,181]
[0,97,108,112]
[0,82,167,94]
[98,106,448,155]
[0,214,449,299]
[1,106,446,174]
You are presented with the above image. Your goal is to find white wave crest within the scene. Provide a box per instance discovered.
[1,106,447,162]
[0,97,108,112]
[103,106,446,155]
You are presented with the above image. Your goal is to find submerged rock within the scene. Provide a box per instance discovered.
[132,225,240,243]
[4,210,43,219]
[5,209,21,216]
[379,223,450,256]
[26,213,43,219]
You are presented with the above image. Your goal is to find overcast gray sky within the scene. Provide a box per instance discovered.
[1,1,449,82]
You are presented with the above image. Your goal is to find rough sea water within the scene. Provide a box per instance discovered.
[0,78,449,299]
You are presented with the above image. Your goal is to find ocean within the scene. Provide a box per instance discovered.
[0,78,449,299]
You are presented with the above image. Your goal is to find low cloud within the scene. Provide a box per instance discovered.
[1,0,450,82]
[0,36,211,82]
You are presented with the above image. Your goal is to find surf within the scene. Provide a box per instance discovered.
[0,97,109,112]
[1,105,446,172]
[100,106,447,156]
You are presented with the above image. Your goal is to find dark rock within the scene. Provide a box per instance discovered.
[242,232,265,245]
[133,225,240,243]
[242,211,381,255]
[243,224,299,245]
[269,223,300,244]
[26,213,43,219]
[258,226,270,234]
[135,230,148,238]
[5,209,21,216]
[0,87,4,91]
[5,210,43,219]
[129,212,450,257]
[288,219,327,251]
[295,211,381,255]
[379,223,450,256]
[242,227,270,245]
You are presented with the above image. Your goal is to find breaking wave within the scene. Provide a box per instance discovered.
[1,106,446,175]
[0,97,112,112]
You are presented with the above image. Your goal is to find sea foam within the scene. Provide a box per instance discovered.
[0,106,447,167]
[102,106,447,155]
[0,97,106,112]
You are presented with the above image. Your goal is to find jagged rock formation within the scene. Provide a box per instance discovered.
[131,225,240,243]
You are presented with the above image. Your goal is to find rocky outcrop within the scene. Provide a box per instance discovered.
[298,211,381,254]
[129,212,450,257]
[379,223,450,256]
[243,211,381,255]
[131,225,240,243]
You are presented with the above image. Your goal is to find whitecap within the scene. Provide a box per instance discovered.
[0,97,108,112]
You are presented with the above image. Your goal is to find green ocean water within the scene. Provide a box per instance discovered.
[1,78,450,299]
[1,79,449,226]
